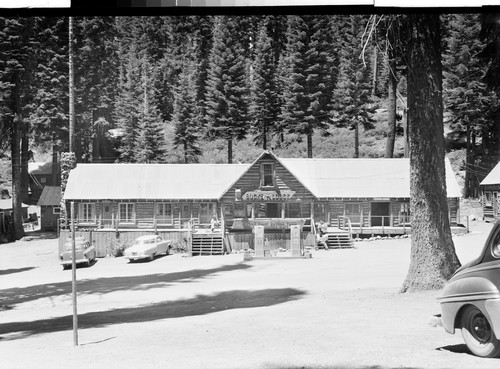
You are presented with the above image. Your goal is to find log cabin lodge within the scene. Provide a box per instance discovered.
[480,161,500,222]
[61,150,463,256]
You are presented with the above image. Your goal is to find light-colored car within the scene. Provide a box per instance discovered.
[59,237,96,269]
[430,221,500,358]
[124,235,171,262]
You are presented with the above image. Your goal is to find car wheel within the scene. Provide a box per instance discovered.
[461,305,500,358]
[149,254,154,261]
[166,246,170,256]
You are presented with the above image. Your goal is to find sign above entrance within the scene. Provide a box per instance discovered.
[242,190,296,201]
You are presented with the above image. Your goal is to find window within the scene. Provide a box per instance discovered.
[234,203,245,218]
[156,203,172,224]
[256,203,279,218]
[53,207,61,215]
[119,203,135,223]
[261,163,275,187]
[79,203,95,223]
[345,203,362,225]
[400,203,410,224]
[199,203,216,223]
[40,177,47,184]
[485,192,493,207]
[286,203,301,218]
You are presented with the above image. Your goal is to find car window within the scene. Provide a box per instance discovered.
[491,230,500,258]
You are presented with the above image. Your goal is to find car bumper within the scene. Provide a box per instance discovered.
[60,258,90,266]
[125,254,150,260]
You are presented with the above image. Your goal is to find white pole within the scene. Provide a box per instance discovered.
[71,201,78,346]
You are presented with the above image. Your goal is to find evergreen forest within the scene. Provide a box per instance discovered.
[1,14,500,200]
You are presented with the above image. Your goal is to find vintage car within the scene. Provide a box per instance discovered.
[430,221,500,358]
[59,237,96,269]
[124,235,171,262]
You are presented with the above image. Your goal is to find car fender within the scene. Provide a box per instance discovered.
[439,276,500,336]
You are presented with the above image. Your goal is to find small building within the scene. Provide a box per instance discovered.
[37,186,61,231]
[28,151,60,205]
[62,151,462,256]
[0,198,29,237]
[480,162,500,221]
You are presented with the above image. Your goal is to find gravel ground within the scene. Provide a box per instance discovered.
[0,221,499,369]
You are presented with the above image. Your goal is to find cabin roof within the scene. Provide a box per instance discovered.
[37,186,61,206]
[63,155,462,201]
[281,157,462,198]
[63,163,250,201]
[480,162,500,186]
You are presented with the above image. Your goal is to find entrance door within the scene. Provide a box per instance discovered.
[371,202,390,226]
[102,202,112,227]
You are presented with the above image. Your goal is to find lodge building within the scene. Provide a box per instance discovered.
[480,161,500,221]
[61,151,463,256]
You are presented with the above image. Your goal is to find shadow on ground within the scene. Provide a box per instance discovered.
[0,262,252,307]
[0,288,305,340]
[0,267,37,276]
[436,343,471,355]
[21,231,58,240]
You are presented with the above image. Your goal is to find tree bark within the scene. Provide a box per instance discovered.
[69,16,75,154]
[307,132,313,158]
[21,120,29,203]
[354,122,359,158]
[385,53,397,158]
[464,121,472,198]
[11,114,25,241]
[227,137,233,164]
[401,14,461,293]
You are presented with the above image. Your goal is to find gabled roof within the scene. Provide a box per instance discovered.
[63,155,462,201]
[63,163,250,201]
[218,150,315,200]
[480,162,500,186]
[281,157,462,198]
[37,186,61,206]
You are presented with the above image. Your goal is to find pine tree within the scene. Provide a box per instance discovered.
[172,50,202,163]
[279,15,336,158]
[134,59,166,163]
[205,16,249,164]
[333,15,374,158]
[249,17,280,150]
[0,17,42,240]
[401,14,461,293]
[74,16,118,163]
[443,13,497,198]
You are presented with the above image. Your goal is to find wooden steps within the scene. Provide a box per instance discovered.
[191,232,224,256]
[326,232,354,249]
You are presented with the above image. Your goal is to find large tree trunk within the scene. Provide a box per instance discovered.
[11,114,25,241]
[385,53,397,158]
[464,121,472,198]
[227,137,233,164]
[21,122,29,203]
[401,14,461,293]
[307,132,313,158]
[354,122,359,158]
[69,16,75,154]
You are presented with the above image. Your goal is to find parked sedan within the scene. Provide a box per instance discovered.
[430,221,500,358]
[59,237,96,269]
[124,235,171,262]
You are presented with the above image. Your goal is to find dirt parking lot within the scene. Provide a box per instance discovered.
[1,221,499,369]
